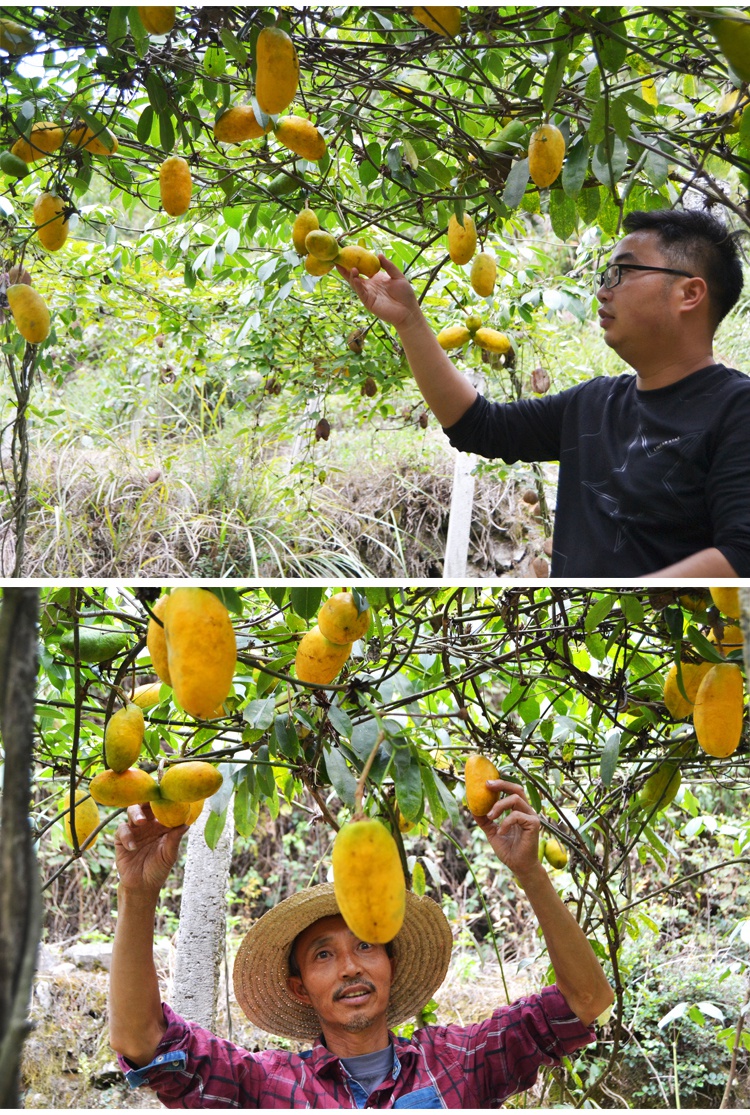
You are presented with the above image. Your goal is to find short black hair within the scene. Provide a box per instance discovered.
[288,934,395,979]
[622,207,745,327]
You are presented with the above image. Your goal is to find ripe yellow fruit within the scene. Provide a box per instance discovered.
[470,252,497,297]
[543,836,569,869]
[305,229,340,261]
[464,754,500,816]
[147,595,171,686]
[473,327,512,355]
[528,123,566,188]
[709,8,750,83]
[637,764,681,812]
[719,89,744,130]
[68,123,118,155]
[412,6,462,37]
[6,285,50,344]
[33,192,69,252]
[0,18,35,54]
[104,703,145,773]
[255,26,300,115]
[295,626,352,685]
[662,660,713,719]
[130,681,164,709]
[437,324,471,350]
[693,662,745,758]
[214,106,272,144]
[304,254,335,276]
[151,796,205,828]
[318,591,371,645]
[10,122,63,163]
[447,213,477,265]
[159,761,223,803]
[138,6,176,35]
[159,155,192,216]
[275,116,326,162]
[332,818,406,943]
[62,791,101,850]
[709,585,740,619]
[336,246,381,278]
[164,587,236,719]
[708,624,744,657]
[89,768,160,807]
[292,208,320,254]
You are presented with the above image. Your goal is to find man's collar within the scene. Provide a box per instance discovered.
[306,1032,418,1076]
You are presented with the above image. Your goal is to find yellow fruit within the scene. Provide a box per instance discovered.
[129,681,164,709]
[164,587,237,719]
[255,26,300,115]
[637,764,681,812]
[396,806,415,833]
[437,324,471,350]
[304,254,335,276]
[138,6,176,35]
[708,624,744,657]
[318,592,371,645]
[89,768,160,807]
[473,327,512,355]
[447,213,477,265]
[663,660,713,719]
[68,123,118,156]
[292,208,320,254]
[151,796,205,827]
[693,662,745,758]
[464,314,483,333]
[710,585,740,619]
[412,6,462,37]
[336,245,381,278]
[678,591,708,613]
[709,9,750,83]
[159,761,223,803]
[464,754,500,816]
[543,836,569,869]
[33,192,69,252]
[159,155,192,217]
[332,818,406,943]
[214,106,272,144]
[0,18,35,54]
[10,122,63,163]
[104,703,145,773]
[305,229,340,261]
[470,252,497,297]
[147,595,171,686]
[528,123,566,188]
[275,116,326,162]
[640,78,658,107]
[295,626,352,685]
[6,284,50,344]
[62,791,101,850]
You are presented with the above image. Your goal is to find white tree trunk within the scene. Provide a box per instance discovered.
[443,372,485,577]
[172,798,234,1031]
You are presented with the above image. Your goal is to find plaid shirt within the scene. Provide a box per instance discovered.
[119,985,595,1108]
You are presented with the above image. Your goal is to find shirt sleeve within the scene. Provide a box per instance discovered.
[116,1003,265,1108]
[442,389,574,463]
[426,985,596,1106]
[704,382,750,576]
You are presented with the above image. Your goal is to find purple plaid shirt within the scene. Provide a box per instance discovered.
[118,985,595,1108]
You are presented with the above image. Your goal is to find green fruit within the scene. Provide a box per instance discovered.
[0,150,30,178]
[204,45,226,77]
[486,119,527,155]
[59,628,130,663]
[637,764,681,812]
[266,168,306,197]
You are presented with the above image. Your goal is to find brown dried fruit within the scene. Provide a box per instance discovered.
[315,418,331,441]
[347,328,366,354]
[418,412,429,428]
[532,556,549,577]
[530,366,551,394]
[361,376,377,397]
[521,488,538,505]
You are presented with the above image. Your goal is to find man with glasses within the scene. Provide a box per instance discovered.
[340,208,749,577]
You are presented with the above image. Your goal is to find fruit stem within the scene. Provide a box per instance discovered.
[353,730,385,819]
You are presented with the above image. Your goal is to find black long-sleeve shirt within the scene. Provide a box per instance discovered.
[443,364,750,576]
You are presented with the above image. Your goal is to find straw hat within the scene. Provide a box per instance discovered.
[233,883,453,1041]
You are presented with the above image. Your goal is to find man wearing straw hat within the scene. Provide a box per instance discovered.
[110,779,613,1107]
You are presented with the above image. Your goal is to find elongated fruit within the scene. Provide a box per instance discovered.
[33,192,69,252]
[543,836,568,869]
[464,753,500,815]
[447,213,476,265]
[305,230,340,261]
[6,285,50,343]
[104,703,145,773]
[0,17,35,54]
[336,246,381,278]
[693,662,744,757]
[318,591,371,645]
[164,587,236,719]
[89,768,159,807]
[275,117,326,162]
[637,764,681,812]
[147,595,171,686]
[0,150,30,178]
[255,26,300,115]
[709,585,740,619]
[151,796,205,827]
[662,660,713,719]
[130,681,164,709]
[295,626,352,685]
[59,627,129,663]
[138,6,176,35]
[292,208,320,254]
[305,254,335,276]
[332,818,406,943]
[11,122,63,163]
[159,156,192,216]
[708,624,744,658]
[473,327,511,355]
[214,106,272,144]
[412,6,462,37]
[63,791,101,850]
[471,252,496,297]
[528,124,566,188]
[159,761,223,803]
[437,324,471,351]
[68,123,118,155]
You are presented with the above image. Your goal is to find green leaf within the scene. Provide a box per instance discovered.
[255,745,277,797]
[273,713,299,759]
[618,593,644,624]
[327,704,353,738]
[412,860,426,896]
[243,697,276,731]
[600,730,620,787]
[204,805,228,850]
[324,745,357,807]
[503,158,530,209]
[290,586,323,620]
[576,186,601,224]
[137,106,154,145]
[562,137,589,198]
[549,190,578,240]
[128,7,149,58]
[592,135,628,186]
[393,748,423,821]
[220,27,248,66]
[585,594,614,633]
[144,72,169,115]
[233,778,260,837]
[542,44,571,114]
[159,112,176,154]
[206,587,244,615]
[597,190,621,236]
[596,10,629,73]
[686,626,727,664]
[420,764,447,827]
[107,6,129,50]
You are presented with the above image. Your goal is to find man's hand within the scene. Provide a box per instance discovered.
[472,779,542,881]
[336,254,423,332]
[114,803,187,895]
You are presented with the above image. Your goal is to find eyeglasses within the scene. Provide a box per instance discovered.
[595,263,695,292]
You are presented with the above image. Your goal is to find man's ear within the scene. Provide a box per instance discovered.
[679,275,709,313]
[287,975,311,1005]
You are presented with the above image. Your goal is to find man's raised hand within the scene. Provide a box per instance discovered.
[113,802,187,896]
[473,779,543,881]
[336,254,422,331]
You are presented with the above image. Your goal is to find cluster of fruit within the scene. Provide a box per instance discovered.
[291,207,382,280]
[437,313,512,357]
[294,591,371,686]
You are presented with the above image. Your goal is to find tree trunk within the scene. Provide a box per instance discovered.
[172,798,235,1032]
[444,371,484,577]
[0,588,41,1107]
